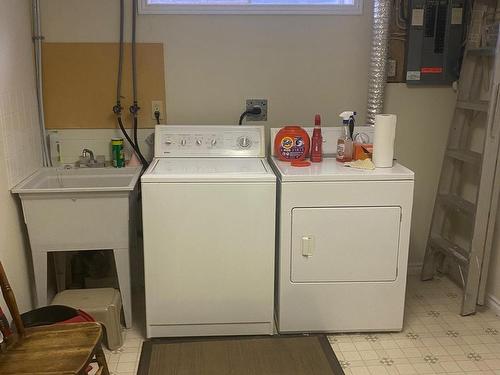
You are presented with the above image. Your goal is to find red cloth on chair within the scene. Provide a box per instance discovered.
[58,309,95,324]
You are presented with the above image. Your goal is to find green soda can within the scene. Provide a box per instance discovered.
[111,138,125,168]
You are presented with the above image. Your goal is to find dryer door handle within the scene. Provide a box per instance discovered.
[301,236,314,257]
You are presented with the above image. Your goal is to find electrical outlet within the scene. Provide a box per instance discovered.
[246,99,267,121]
[151,100,164,120]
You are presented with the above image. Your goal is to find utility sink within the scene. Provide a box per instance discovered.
[12,166,142,194]
[12,166,142,329]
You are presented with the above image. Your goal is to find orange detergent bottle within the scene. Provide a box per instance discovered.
[274,126,310,161]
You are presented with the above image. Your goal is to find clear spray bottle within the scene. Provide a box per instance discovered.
[336,111,356,162]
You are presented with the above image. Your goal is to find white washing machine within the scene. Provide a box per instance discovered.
[270,127,414,333]
[141,125,276,338]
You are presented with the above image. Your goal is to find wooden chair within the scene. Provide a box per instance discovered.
[0,261,110,375]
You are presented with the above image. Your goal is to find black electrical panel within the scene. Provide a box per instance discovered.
[406,0,467,85]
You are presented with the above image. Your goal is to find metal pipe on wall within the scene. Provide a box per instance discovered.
[32,0,51,166]
[366,0,392,125]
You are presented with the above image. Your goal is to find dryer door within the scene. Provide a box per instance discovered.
[291,206,401,283]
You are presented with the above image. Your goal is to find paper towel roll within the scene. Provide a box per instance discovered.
[372,114,397,168]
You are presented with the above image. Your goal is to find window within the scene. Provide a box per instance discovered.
[139,0,362,15]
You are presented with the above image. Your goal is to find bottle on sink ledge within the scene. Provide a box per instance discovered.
[336,111,356,163]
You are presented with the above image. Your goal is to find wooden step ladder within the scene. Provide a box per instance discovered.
[421,23,500,316]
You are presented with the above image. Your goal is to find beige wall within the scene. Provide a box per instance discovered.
[0,0,40,316]
[41,0,372,125]
[385,84,456,266]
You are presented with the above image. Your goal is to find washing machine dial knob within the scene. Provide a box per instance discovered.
[196,139,203,146]
[211,139,217,146]
[180,139,187,146]
[238,136,251,148]
[164,139,172,145]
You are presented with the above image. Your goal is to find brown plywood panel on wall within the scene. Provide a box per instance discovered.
[42,42,165,129]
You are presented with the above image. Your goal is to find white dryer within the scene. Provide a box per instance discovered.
[270,127,414,333]
[142,125,276,338]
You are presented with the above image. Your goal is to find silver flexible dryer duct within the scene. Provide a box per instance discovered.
[366,0,392,125]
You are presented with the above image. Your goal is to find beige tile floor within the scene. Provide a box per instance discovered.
[332,276,500,375]
[101,327,143,375]
[100,275,500,375]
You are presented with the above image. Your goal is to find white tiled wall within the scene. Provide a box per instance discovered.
[48,128,155,164]
[0,88,42,188]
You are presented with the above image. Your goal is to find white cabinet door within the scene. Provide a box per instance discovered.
[291,206,401,282]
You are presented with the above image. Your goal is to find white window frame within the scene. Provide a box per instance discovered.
[138,0,362,15]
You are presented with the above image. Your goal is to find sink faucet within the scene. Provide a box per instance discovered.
[81,148,98,167]
[82,148,95,162]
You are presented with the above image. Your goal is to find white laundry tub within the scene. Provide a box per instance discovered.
[12,166,142,328]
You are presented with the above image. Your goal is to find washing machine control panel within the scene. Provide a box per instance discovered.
[154,125,265,158]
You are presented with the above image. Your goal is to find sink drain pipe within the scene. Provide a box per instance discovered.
[366,0,392,125]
